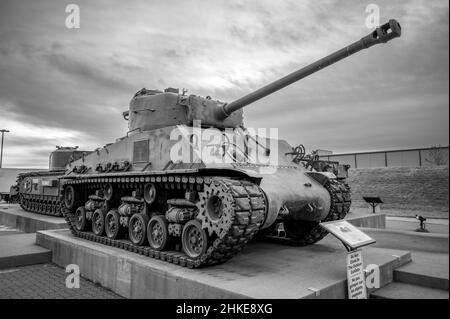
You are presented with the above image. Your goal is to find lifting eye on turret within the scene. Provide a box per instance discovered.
[123,111,129,120]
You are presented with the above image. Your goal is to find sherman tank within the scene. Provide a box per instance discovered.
[15,146,90,215]
[19,20,400,267]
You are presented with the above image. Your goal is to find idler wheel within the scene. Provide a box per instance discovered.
[92,209,106,236]
[147,215,171,251]
[105,209,122,239]
[74,206,89,231]
[181,220,208,259]
[128,213,149,246]
[64,185,78,209]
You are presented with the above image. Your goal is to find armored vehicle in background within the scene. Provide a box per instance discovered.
[19,20,400,267]
[15,146,90,215]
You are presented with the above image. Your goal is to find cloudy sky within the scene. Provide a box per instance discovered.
[0,0,448,168]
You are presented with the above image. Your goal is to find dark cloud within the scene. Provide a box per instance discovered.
[0,0,448,168]
[44,53,132,91]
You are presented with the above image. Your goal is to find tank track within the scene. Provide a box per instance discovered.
[62,175,266,268]
[261,179,351,246]
[19,194,63,216]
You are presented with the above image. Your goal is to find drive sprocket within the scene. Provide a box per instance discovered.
[196,179,234,239]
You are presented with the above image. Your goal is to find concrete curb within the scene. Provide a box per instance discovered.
[0,206,67,233]
[347,213,386,229]
[0,233,52,270]
[361,228,449,253]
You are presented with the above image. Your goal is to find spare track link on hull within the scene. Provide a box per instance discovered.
[262,179,351,246]
[19,194,63,216]
[62,175,266,268]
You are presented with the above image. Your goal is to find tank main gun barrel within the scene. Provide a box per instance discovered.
[217,19,401,119]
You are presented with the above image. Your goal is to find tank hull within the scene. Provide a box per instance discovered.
[14,125,351,267]
[17,170,65,216]
[58,169,350,268]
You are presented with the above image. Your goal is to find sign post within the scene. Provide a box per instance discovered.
[320,220,376,299]
[362,197,383,214]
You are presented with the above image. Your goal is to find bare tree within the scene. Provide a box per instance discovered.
[426,145,448,166]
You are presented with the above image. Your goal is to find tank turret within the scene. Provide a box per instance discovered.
[123,19,400,133]
[49,146,89,171]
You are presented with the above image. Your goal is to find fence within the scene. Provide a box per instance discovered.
[319,146,449,169]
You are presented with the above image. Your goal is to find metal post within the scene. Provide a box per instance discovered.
[0,129,10,168]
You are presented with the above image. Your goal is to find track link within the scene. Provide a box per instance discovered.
[62,175,266,268]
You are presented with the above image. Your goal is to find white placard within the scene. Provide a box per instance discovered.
[346,249,367,299]
[41,180,52,187]
[320,220,376,250]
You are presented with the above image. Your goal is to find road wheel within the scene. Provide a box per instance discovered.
[92,209,106,236]
[74,206,89,231]
[181,220,208,259]
[64,185,78,209]
[129,213,149,246]
[147,215,171,251]
[105,209,122,239]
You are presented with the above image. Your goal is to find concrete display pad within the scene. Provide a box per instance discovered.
[37,229,411,299]
[0,204,67,233]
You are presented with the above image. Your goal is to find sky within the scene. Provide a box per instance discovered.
[0,0,448,168]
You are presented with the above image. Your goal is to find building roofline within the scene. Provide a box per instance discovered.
[320,146,449,157]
